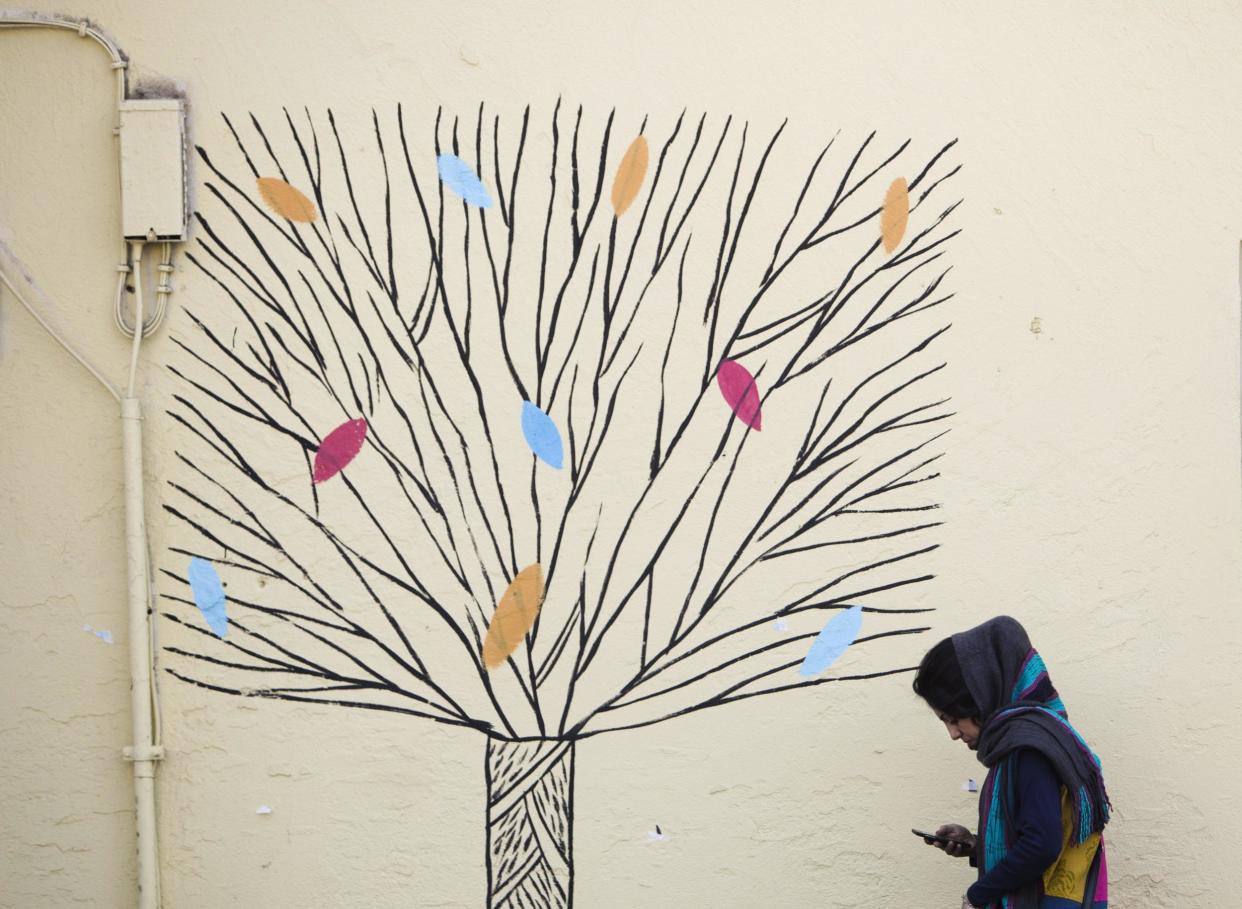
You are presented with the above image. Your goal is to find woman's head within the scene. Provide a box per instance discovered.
[913,636,982,749]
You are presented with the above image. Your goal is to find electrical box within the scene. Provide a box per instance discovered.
[119,99,188,241]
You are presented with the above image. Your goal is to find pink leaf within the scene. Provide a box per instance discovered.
[716,360,762,430]
[313,418,368,484]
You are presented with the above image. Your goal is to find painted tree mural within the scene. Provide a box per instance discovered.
[163,101,960,907]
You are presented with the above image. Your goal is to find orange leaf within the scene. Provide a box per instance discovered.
[610,136,649,217]
[483,564,545,669]
[257,177,317,223]
[880,177,908,253]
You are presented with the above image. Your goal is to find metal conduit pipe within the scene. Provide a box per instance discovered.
[122,240,164,909]
[0,14,167,909]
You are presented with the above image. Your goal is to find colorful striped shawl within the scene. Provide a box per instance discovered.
[952,619,1112,908]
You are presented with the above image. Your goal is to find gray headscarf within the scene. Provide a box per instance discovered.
[951,615,1110,843]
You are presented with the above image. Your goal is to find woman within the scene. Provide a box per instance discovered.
[913,616,1110,908]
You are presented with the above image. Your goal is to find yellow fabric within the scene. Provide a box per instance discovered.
[1043,787,1102,901]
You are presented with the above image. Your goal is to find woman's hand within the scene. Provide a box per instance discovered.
[928,824,975,858]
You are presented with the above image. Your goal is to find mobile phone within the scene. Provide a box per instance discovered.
[912,828,955,846]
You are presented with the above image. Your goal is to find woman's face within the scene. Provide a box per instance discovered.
[935,710,982,750]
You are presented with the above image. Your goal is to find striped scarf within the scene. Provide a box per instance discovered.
[952,618,1111,908]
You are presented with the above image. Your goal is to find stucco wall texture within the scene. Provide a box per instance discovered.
[3,2,1241,907]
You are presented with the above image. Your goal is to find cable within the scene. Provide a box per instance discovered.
[0,267,121,402]
[147,531,164,749]
[152,242,174,333]
[0,14,127,109]
[5,16,179,342]
[112,251,132,334]
[115,242,175,338]
[2,14,161,342]
[126,241,145,396]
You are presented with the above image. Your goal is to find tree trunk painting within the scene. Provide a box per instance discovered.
[163,100,961,904]
[486,739,574,908]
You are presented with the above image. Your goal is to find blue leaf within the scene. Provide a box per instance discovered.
[188,557,229,638]
[799,605,863,676]
[521,401,564,469]
[437,154,493,208]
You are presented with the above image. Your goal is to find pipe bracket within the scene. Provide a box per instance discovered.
[123,745,166,762]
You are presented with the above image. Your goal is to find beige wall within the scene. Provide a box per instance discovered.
[3,2,1241,906]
